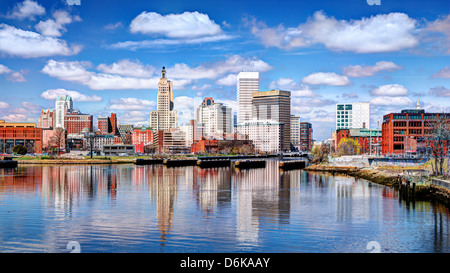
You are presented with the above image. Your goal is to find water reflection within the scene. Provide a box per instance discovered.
[0,162,449,253]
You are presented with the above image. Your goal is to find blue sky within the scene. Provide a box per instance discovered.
[0,0,449,141]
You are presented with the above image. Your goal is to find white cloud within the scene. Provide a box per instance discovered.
[21,102,41,113]
[174,96,196,124]
[1,114,28,122]
[109,34,234,50]
[42,55,271,90]
[250,11,418,53]
[0,101,10,109]
[426,15,450,54]
[35,10,80,37]
[41,88,102,102]
[108,98,156,110]
[0,64,26,82]
[370,84,408,96]
[370,96,413,106]
[6,71,26,82]
[292,97,336,107]
[343,61,402,77]
[191,84,212,91]
[97,59,156,78]
[104,22,123,30]
[431,66,450,78]
[130,11,222,38]
[269,77,317,97]
[0,24,82,58]
[428,86,450,97]
[215,74,237,86]
[8,0,45,20]
[302,72,350,86]
[0,64,12,74]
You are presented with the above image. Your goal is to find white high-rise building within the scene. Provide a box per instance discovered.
[55,95,73,129]
[150,67,178,131]
[290,115,301,148]
[336,102,370,130]
[236,119,284,153]
[197,97,233,138]
[237,71,259,125]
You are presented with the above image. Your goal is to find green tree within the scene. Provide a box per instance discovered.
[337,138,360,156]
[13,145,27,155]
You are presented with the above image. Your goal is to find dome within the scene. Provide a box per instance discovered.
[81,128,90,134]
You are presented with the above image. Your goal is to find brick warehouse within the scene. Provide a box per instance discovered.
[381,104,449,156]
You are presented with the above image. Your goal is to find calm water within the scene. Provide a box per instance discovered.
[0,160,449,253]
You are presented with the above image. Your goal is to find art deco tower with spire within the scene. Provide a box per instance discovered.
[150,67,178,131]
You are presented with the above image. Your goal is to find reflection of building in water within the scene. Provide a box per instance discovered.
[232,160,292,244]
[196,167,232,215]
[148,166,179,244]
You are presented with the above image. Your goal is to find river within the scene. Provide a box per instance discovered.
[0,160,449,253]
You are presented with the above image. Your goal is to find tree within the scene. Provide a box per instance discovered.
[312,144,330,164]
[13,145,27,155]
[337,138,360,156]
[427,115,450,176]
[49,128,66,155]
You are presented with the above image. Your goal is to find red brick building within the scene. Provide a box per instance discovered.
[65,111,93,135]
[98,113,118,135]
[382,107,449,155]
[38,109,56,129]
[0,120,43,154]
[131,126,154,153]
[336,128,382,155]
[191,139,219,154]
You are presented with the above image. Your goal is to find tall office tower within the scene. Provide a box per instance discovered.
[150,67,178,131]
[55,95,73,129]
[237,71,259,125]
[290,115,301,149]
[300,122,313,152]
[336,102,370,130]
[252,90,291,151]
[197,97,233,138]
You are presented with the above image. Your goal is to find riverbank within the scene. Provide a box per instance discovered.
[304,164,450,206]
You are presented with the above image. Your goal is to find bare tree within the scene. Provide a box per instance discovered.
[427,114,450,176]
[49,128,66,155]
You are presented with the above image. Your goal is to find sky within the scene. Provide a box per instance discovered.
[0,0,449,141]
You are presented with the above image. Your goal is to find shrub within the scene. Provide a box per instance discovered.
[13,145,27,155]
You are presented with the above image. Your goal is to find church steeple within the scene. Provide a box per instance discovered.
[416,98,421,109]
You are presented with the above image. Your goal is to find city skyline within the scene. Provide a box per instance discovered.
[0,0,449,141]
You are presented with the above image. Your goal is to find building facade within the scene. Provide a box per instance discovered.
[197,97,233,139]
[290,115,301,149]
[300,122,313,152]
[252,90,291,151]
[98,113,118,135]
[0,120,42,154]
[55,95,73,129]
[38,109,56,129]
[118,124,133,144]
[236,119,284,153]
[382,104,448,155]
[336,102,370,130]
[65,111,93,135]
[150,67,178,131]
[237,71,259,125]
[336,128,382,155]
[131,126,154,154]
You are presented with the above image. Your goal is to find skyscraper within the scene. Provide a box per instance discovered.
[237,71,259,125]
[197,97,233,138]
[252,90,291,151]
[150,67,178,131]
[55,95,73,129]
[336,102,370,130]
